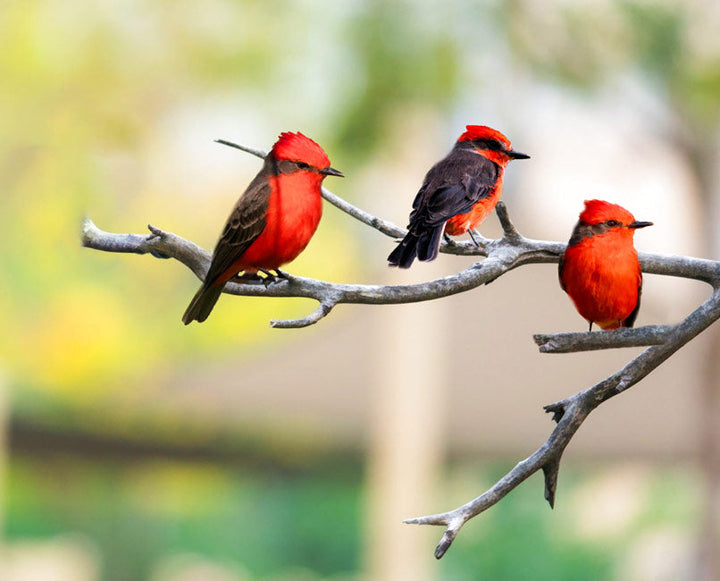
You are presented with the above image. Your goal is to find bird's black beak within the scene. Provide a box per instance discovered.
[320,166,344,177]
[508,150,530,160]
[629,221,653,229]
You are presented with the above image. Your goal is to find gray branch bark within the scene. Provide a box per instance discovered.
[81,201,563,328]
[81,140,720,558]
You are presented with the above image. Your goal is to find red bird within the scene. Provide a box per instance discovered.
[559,199,653,331]
[182,132,343,324]
[387,125,529,268]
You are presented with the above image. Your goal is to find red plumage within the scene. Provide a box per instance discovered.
[388,125,529,268]
[182,132,342,324]
[457,125,513,146]
[559,199,653,331]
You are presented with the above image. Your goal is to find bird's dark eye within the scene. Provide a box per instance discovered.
[485,140,502,150]
[606,219,621,227]
[296,161,310,170]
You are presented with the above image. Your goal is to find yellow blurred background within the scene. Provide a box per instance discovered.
[2,1,720,580]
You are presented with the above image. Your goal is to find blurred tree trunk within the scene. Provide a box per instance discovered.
[363,118,449,581]
[686,134,720,581]
[365,287,448,581]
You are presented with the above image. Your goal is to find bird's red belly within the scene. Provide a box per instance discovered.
[444,187,500,236]
[234,174,323,272]
[562,243,640,329]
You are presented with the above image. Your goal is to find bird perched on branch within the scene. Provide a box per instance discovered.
[182,132,343,325]
[387,125,529,268]
[559,199,653,331]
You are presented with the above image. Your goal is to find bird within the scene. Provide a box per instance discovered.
[559,199,653,331]
[387,124,529,268]
[182,131,343,325]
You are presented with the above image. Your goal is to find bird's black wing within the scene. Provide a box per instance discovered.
[408,149,499,230]
[203,165,272,285]
[558,252,568,292]
[623,273,643,328]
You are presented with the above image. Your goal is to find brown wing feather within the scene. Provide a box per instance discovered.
[203,165,272,286]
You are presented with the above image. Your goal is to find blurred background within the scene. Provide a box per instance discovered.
[2,0,720,579]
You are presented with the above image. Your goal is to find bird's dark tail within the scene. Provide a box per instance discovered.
[416,226,444,263]
[182,283,225,324]
[388,226,444,269]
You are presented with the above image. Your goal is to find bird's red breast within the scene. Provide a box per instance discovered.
[221,170,324,278]
[559,199,651,330]
[182,132,342,324]
[560,233,642,330]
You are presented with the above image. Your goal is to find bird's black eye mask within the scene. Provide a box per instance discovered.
[459,138,505,152]
[568,220,618,244]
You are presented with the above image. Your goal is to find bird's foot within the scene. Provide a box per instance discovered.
[467,229,488,249]
[229,272,265,285]
[257,269,291,287]
[273,269,293,281]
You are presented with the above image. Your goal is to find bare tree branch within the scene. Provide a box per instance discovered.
[80,200,564,328]
[81,204,719,330]
[82,140,720,560]
[533,325,673,353]
[406,285,720,558]
[82,141,718,329]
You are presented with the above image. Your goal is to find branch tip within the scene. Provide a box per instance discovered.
[495,201,522,240]
[80,216,96,246]
[147,224,165,239]
[269,300,336,329]
[434,531,457,559]
[544,401,566,423]
[542,460,561,509]
[214,139,267,159]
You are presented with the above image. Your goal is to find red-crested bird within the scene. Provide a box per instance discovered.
[387,125,529,268]
[559,199,653,331]
[182,132,343,325]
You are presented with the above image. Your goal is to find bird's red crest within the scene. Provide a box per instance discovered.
[458,125,512,148]
[579,199,636,225]
[271,131,331,169]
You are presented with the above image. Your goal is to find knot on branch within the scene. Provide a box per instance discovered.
[146,224,171,258]
[543,401,568,423]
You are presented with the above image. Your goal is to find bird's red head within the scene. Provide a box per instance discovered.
[457,125,529,164]
[271,131,332,170]
[458,125,512,148]
[579,200,636,226]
